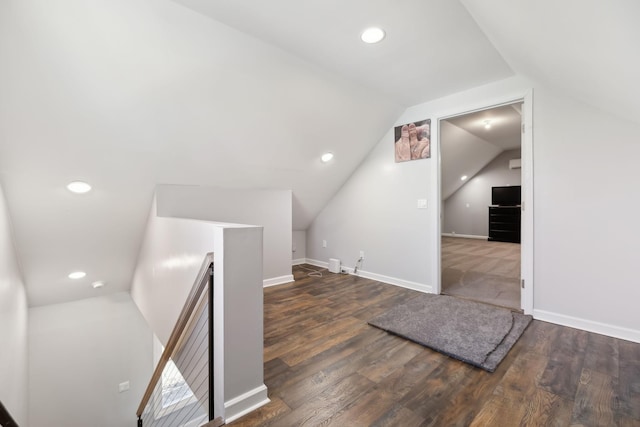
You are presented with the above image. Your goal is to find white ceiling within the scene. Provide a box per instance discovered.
[0,0,403,306]
[447,104,522,151]
[0,0,636,306]
[461,0,640,126]
[172,0,514,106]
[441,103,522,200]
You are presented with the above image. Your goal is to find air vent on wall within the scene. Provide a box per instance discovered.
[509,159,522,169]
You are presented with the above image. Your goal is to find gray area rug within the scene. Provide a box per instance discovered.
[368,294,532,372]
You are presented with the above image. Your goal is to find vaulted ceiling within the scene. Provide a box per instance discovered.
[0,0,636,306]
[441,103,522,200]
[461,0,640,125]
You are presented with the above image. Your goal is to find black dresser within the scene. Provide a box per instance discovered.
[488,206,521,243]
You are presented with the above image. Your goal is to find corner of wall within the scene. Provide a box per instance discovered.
[0,183,29,426]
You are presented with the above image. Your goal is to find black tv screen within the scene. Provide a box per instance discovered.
[492,186,521,206]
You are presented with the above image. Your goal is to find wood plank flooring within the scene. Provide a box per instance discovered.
[227,265,640,427]
[442,236,521,310]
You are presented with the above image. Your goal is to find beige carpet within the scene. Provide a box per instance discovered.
[441,236,521,310]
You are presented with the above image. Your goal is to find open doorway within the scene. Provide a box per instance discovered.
[439,102,523,311]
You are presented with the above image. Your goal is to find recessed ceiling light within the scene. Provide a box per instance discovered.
[68,271,86,279]
[321,152,334,163]
[361,27,385,44]
[67,181,92,194]
[92,281,105,289]
[484,120,492,129]
[461,175,468,181]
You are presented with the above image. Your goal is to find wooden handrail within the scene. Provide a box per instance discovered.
[136,253,214,417]
[0,399,19,427]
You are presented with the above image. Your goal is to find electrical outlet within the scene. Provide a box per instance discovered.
[322,240,327,248]
[360,250,365,259]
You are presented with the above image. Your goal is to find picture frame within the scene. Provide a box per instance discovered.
[394,118,431,162]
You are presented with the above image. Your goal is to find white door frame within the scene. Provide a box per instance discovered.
[433,90,534,314]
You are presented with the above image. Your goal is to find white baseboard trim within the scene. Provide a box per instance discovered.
[304,258,328,269]
[292,258,306,266]
[441,233,488,240]
[263,275,294,288]
[356,269,433,294]
[533,309,640,344]
[304,258,432,294]
[224,384,270,424]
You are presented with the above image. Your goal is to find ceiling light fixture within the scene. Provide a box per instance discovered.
[361,27,385,44]
[321,152,334,163]
[484,120,492,129]
[68,271,86,279]
[67,181,92,194]
[461,175,468,181]
[92,281,105,289]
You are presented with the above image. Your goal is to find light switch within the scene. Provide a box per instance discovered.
[119,381,130,393]
[417,199,427,209]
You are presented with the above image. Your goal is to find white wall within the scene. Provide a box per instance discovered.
[130,198,268,422]
[292,230,306,264]
[28,292,153,427]
[155,185,293,286]
[308,74,640,342]
[307,76,530,293]
[214,226,268,423]
[532,86,640,339]
[0,185,28,426]
[444,148,521,237]
[440,120,503,200]
[131,197,218,345]
[307,126,433,291]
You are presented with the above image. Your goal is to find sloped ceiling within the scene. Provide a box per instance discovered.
[461,0,640,125]
[172,0,514,106]
[0,0,516,306]
[446,104,522,152]
[441,121,503,201]
[441,104,522,200]
[3,0,634,307]
[0,0,403,305]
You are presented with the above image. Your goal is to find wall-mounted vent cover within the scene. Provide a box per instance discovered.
[509,159,522,169]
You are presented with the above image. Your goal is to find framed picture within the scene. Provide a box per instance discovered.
[394,118,431,162]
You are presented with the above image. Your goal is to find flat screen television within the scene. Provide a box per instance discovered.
[492,186,521,206]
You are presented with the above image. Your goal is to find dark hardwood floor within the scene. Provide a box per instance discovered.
[228,265,640,427]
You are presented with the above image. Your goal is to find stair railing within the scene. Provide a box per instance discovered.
[136,253,222,427]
